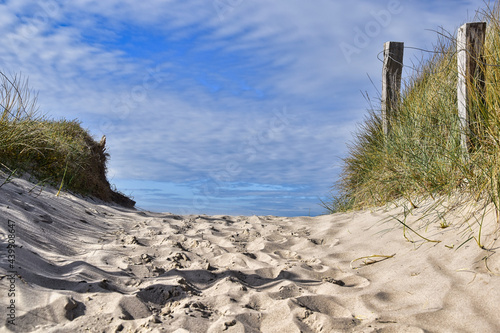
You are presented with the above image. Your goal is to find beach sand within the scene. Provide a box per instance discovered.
[1,175,500,332]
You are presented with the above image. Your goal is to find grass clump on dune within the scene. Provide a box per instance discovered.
[327,3,500,226]
[0,72,134,207]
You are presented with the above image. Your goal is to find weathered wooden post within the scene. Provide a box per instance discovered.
[457,22,487,153]
[382,41,404,137]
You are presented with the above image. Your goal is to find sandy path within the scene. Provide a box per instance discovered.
[1,175,500,332]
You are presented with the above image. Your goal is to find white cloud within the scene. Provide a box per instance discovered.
[0,0,489,215]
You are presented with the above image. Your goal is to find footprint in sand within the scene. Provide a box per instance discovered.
[293,295,360,332]
[7,296,85,332]
[269,282,304,300]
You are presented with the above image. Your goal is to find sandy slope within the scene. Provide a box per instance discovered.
[1,175,500,332]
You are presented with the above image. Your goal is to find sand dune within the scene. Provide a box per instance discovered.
[1,175,500,332]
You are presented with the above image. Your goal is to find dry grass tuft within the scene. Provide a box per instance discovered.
[0,72,134,208]
[325,2,500,246]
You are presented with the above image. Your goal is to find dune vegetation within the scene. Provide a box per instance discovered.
[0,72,134,207]
[327,3,500,221]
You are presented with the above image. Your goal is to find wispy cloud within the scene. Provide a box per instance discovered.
[0,0,486,216]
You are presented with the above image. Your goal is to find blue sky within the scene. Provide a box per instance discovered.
[0,0,487,216]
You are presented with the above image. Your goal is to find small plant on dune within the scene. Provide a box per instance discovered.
[327,2,500,246]
[439,215,451,229]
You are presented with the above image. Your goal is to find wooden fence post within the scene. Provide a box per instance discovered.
[457,22,487,153]
[382,41,404,137]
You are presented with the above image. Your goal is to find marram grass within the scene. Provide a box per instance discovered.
[0,73,134,207]
[326,2,500,240]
